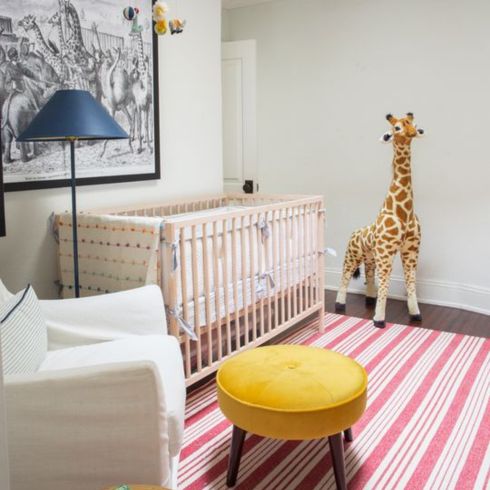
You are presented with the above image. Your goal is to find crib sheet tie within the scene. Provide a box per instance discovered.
[319,247,337,257]
[163,241,179,272]
[257,218,271,242]
[166,306,198,341]
[256,271,276,296]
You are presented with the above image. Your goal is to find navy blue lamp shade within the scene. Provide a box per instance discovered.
[17,89,128,142]
[17,89,129,297]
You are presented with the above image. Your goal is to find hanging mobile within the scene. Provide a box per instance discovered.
[152,1,169,35]
[123,6,143,33]
[169,0,186,35]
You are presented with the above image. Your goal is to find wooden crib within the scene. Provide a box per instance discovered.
[84,193,326,386]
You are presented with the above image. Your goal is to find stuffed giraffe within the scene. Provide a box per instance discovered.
[335,113,425,328]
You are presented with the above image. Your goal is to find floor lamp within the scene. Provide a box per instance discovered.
[17,90,128,298]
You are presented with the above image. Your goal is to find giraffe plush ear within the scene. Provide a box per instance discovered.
[386,113,396,125]
[380,131,393,143]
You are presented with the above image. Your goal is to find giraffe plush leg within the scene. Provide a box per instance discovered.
[364,253,377,307]
[373,253,395,328]
[401,248,422,321]
[335,234,362,312]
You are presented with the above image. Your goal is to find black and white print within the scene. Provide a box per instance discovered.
[0,0,159,191]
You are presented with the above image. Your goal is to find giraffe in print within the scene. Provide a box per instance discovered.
[130,28,152,154]
[335,113,425,328]
[48,11,66,60]
[62,0,92,63]
[18,15,66,81]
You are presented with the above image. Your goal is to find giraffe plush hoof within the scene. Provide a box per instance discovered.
[365,296,377,307]
[373,320,386,329]
[409,314,423,322]
[335,302,346,313]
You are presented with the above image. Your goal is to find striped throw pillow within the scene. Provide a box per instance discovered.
[0,285,48,375]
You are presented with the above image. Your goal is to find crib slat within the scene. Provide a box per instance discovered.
[231,218,241,350]
[314,205,320,305]
[257,214,265,338]
[303,204,310,311]
[271,209,279,330]
[292,206,298,318]
[308,204,314,308]
[179,227,191,378]
[317,203,325,330]
[240,216,250,346]
[164,224,179,338]
[279,208,286,326]
[191,226,202,372]
[201,223,213,367]
[221,219,232,356]
[248,214,257,342]
[298,206,304,314]
[212,221,223,360]
[263,211,272,334]
[286,206,292,321]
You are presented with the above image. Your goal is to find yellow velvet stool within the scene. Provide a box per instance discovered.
[217,345,368,489]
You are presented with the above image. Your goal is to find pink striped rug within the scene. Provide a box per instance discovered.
[178,314,490,489]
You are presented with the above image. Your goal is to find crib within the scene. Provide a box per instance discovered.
[56,193,325,386]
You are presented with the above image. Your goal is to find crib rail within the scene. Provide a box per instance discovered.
[92,193,325,386]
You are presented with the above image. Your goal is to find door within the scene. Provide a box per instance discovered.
[222,40,257,193]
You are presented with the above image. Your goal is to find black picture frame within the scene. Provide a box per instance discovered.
[1,0,160,193]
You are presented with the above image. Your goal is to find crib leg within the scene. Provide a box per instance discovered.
[318,304,325,332]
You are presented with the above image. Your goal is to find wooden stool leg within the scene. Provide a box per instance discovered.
[328,433,347,490]
[344,427,353,442]
[227,425,247,487]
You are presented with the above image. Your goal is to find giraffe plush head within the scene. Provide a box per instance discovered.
[381,113,424,145]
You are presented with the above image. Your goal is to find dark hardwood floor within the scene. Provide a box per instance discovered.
[325,290,490,338]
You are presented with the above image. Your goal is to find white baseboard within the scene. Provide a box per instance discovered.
[325,267,490,316]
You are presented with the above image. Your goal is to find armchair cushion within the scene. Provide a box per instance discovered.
[39,334,185,457]
[0,285,47,375]
[41,285,168,350]
[0,279,13,306]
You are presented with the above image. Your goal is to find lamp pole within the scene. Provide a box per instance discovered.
[69,138,80,298]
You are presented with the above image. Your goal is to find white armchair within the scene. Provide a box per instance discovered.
[4,285,185,490]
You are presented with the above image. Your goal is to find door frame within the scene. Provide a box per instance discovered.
[222,40,257,193]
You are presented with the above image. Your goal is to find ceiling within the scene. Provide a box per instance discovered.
[222,0,277,9]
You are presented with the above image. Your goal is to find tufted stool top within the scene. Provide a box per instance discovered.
[217,344,367,440]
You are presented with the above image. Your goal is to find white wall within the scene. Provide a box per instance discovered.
[0,0,223,298]
[225,0,490,314]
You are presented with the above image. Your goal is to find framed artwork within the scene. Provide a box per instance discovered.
[0,0,160,192]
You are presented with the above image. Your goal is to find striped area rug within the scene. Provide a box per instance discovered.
[178,314,490,489]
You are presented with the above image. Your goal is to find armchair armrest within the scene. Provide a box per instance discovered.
[41,285,168,350]
[6,362,172,490]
